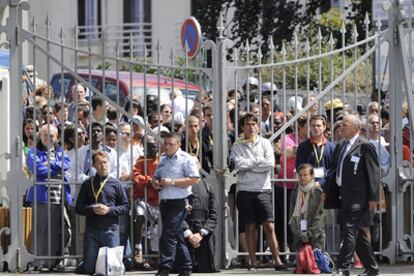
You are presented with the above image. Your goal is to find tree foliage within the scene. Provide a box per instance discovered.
[192,0,372,56]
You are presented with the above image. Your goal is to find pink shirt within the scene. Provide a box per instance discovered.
[276,132,301,189]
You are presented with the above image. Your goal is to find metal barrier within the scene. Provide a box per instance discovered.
[0,0,413,272]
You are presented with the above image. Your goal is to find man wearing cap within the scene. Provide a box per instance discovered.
[325,98,344,123]
[296,115,335,186]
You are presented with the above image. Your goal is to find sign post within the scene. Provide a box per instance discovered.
[180,17,202,59]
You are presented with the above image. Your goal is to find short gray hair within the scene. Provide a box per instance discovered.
[344,114,362,129]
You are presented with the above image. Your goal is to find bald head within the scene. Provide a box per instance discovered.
[39,124,58,148]
[71,84,86,102]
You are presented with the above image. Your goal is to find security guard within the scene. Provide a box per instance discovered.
[152,132,200,276]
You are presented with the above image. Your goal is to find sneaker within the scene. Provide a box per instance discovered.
[353,260,364,269]
[134,251,143,264]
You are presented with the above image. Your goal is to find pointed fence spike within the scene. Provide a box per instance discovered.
[217,12,225,38]
[292,31,298,48]
[245,40,250,52]
[364,12,370,26]
[144,42,148,61]
[304,37,310,53]
[317,27,323,41]
[233,48,238,62]
[170,47,175,64]
[115,42,120,57]
[281,42,287,57]
[376,16,382,30]
[257,46,263,61]
[59,25,65,42]
[329,32,334,47]
[352,23,359,39]
[156,38,161,59]
[74,23,78,36]
[269,36,275,50]
[45,14,50,26]
[340,20,346,34]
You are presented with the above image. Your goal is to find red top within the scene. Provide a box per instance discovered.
[132,157,160,206]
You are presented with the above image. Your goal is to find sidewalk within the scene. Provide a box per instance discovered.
[4,264,414,275]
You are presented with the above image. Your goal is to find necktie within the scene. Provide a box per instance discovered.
[336,140,349,185]
[338,140,349,166]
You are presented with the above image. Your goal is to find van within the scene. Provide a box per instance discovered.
[50,69,203,107]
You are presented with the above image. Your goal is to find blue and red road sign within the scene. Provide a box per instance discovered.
[181,17,202,59]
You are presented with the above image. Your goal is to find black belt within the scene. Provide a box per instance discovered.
[160,198,186,204]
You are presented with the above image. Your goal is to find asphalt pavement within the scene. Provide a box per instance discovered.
[2,263,413,275]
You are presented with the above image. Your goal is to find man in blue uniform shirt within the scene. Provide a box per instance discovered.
[75,150,129,274]
[152,132,200,276]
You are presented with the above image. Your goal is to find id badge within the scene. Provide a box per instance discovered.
[314,167,325,178]
[300,219,307,231]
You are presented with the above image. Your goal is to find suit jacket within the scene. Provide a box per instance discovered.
[324,136,380,210]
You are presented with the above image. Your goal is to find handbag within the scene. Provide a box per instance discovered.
[313,248,334,273]
[294,244,321,274]
[95,246,125,276]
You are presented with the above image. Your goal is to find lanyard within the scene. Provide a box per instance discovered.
[189,140,200,157]
[91,176,109,203]
[312,144,325,167]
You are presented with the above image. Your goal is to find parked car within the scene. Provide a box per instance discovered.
[50,69,203,107]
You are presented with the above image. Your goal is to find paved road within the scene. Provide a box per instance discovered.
[3,264,413,275]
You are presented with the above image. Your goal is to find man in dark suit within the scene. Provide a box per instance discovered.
[324,114,380,276]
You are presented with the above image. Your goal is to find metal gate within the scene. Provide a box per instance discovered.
[0,0,413,272]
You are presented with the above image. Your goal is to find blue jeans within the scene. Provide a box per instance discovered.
[158,199,192,273]
[82,226,120,274]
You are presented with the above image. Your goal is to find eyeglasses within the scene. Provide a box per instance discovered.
[120,131,130,136]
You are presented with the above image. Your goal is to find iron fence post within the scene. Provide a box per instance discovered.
[212,14,228,268]
[6,0,33,271]
[382,0,410,264]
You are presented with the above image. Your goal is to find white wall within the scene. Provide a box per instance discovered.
[27,0,78,82]
[152,0,191,64]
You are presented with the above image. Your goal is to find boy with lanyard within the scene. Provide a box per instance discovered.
[295,115,335,186]
[75,150,129,274]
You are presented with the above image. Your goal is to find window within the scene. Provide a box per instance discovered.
[78,0,102,39]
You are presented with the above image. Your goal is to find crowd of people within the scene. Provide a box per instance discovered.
[21,74,401,276]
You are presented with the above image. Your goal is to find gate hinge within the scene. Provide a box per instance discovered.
[15,25,20,46]
[393,25,398,46]
[15,136,21,157]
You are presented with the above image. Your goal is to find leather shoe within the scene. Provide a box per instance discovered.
[155,271,169,276]
[178,270,192,276]
[358,270,380,276]
[331,270,350,276]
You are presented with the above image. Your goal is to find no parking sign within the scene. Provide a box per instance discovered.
[181,17,202,59]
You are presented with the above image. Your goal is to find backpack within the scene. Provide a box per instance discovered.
[294,244,321,274]
[313,248,334,273]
